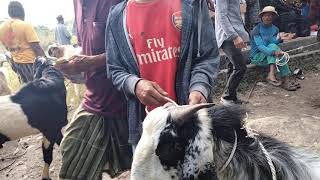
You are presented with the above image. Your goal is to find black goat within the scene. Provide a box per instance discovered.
[0,57,67,180]
[131,103,320,180]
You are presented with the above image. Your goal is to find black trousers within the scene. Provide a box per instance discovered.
[7,57,34,83]
[221,41,247,101]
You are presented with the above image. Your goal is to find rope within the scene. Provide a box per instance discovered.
[275,51,290,72]
[218,130,237,173]
[259,141,277,180]
[145,97,178,114]
[274,41,320,72]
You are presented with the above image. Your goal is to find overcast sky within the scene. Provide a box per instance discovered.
[0,0,74,28]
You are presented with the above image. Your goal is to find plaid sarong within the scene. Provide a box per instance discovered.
[7,58,34,83]
[59,107,132,180]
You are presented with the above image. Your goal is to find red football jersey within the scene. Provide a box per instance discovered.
[127,0,182,110]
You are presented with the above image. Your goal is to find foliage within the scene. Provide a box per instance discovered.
[35,25,55,53]
[34,21,77,53]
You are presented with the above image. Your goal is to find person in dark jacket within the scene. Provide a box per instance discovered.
[106,0,220,149]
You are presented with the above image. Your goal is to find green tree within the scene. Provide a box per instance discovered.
[34,25,55,53]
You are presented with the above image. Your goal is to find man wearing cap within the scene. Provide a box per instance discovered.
[215,0,250,106]
[250,6,299,91]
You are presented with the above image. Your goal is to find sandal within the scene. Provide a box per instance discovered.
[281,81,297,91]
[292,81,301,89]
[266,78,282,87]
[289,75,301,89]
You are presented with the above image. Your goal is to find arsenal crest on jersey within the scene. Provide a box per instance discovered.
[172,11,182,31]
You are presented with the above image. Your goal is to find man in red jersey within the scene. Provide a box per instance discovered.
[106,0,220,151]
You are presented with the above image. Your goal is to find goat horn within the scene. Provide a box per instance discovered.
[171,103,215,126]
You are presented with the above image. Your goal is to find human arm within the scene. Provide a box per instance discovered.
[106,18,168,106]
[207,0,215,11]
[62,25,72,40]
[253,35,282,56]
[54,53,106,75]
[25,23,45,57]
[279,32,295,41]
[215,0,238,41]
[30,42,45,57]
[253,35,275,55]
[189,0,220,105]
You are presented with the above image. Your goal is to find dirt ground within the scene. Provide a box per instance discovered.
[0,72,319,180]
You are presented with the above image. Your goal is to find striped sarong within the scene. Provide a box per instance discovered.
[7,58,34,83]
[59,107,132,180]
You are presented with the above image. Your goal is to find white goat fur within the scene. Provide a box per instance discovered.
[131,104,320,180]
[0,68,11,95]
[0,95,39,139]
[131,107,214,180]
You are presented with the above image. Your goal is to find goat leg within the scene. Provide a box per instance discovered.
[42,136,54,180]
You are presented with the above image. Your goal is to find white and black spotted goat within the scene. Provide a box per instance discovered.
[131,103,320,180]
[0,57,67,180]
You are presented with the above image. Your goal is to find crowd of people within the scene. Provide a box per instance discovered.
[0,0,318,179]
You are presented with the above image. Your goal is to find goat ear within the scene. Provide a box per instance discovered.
[171,103,215,126]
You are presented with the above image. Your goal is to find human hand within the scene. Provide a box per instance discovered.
[274,51,284,57]
[135,80,169,107]
[233,36,247,49]
[188,91,207,105]
[54,55,91,75]
[207,0,215,12]
[279,32,296,40]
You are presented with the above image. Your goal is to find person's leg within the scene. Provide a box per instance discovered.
[103,117,132,178]
[265,44,283,83]
[59,107,108,180]
[221,41,247,102]
[6,58,23,83]
[278,64,291,78]
[267,64,277,81]
[20,63,34,83]
[14,63,34,83]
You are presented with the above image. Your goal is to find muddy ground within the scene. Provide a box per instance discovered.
[0,72,319,180]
